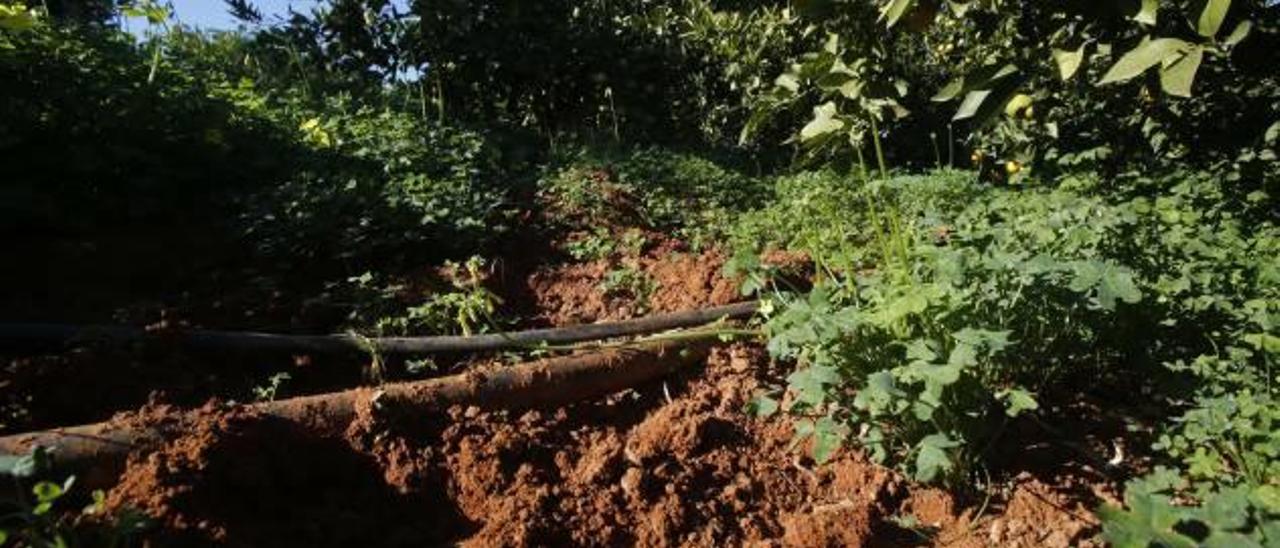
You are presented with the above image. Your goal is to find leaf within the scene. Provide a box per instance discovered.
[931,76,965,102]
[800,102,845,142]
[914,433,957,482]
[934,63,1017,102]
[1251,485,1280,513]
[1052,44,1088,81]
[947,343,977,368]
[775,73,800,93]
[811,416,848,464]
[1069,260,1103,293]
[0,4,38,32]
[1098,498,1198,548]
[952,328,1013,352]
[1159,46,1202,98]
[998,388,1039,417]
[1098,38,1190,86]
[1197,0,1231,38]
[953,90,991,121]
[854,371,905,414]
[905,339,938,362]
[0,447,48,479]
[787,364,841,406]
[922,363,962,389]
[1134,0,1159,25]
[1203,532,1262,548]
[1098,266,1143,310]
[1201,487,1250,530]
[745,394,780,418]
[1223,20,1251,47]
[880,0,917,28]
[33,481,63,503]
[952,77,1022,128]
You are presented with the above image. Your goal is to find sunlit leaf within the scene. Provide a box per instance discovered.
[1098,38,1189,86]
[775,72,800,93]
[1052,44,1088,81]
[1222,20,1251,47]
[952,89,991,121]
[1197,0,1231,38]
[998,388,1039,417]
[880,0,916,28]
[800,102,844,142]
[1159,46,1202,98]
[1133,0,1159,25]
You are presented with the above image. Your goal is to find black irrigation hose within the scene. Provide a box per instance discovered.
[0,301,759,356]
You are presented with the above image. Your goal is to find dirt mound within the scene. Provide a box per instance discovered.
[105,404,463,547]
[430,344,896,547]
[527,244,739,327]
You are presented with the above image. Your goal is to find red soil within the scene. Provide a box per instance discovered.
[101,344,1112,547]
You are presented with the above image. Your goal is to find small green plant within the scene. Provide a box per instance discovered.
[342,257,505,338]
[382,256,504,337]
[1,448,147,547]
[1153,393,1279,496]
[564,228,617,261]
[599,266,656,311]
[252,372,292,402]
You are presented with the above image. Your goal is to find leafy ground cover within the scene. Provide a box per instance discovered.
[1,0,1277,546]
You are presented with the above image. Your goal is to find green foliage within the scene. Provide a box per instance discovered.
[1100,469,1280,547]
[0,22,289,236]
[1154,393,1279,494]
[1,448,147,547]
[895,0,1278,177]
[599,267,656,311]
[734,169,1277,484]
[241,101,512,267]
[343,256,504,337]
[251,372,292,402]
[564,228,620,262]
[747,0,1279,180]
[538,147,769,246]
